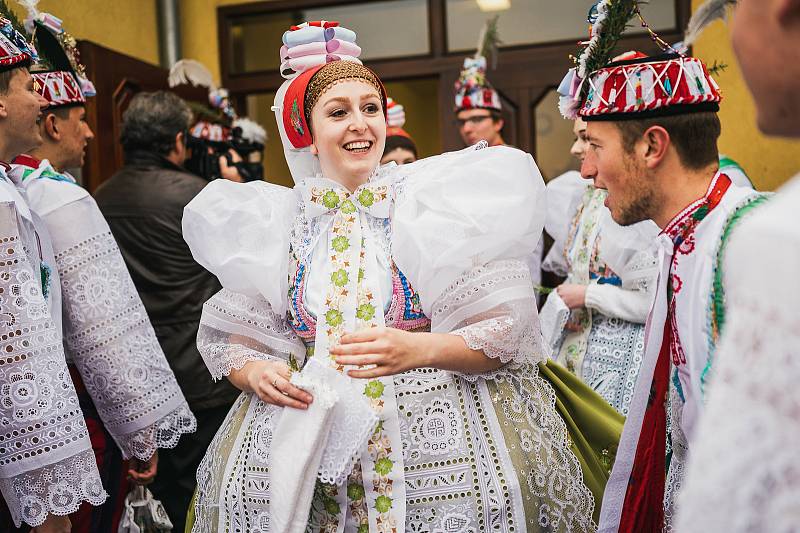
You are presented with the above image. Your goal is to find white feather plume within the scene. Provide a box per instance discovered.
[168,59,217,91]
[684,0,737,47]
[233,117,267,145]
[15,0,41,34]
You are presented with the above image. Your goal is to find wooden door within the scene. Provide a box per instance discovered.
[77,41,207,193]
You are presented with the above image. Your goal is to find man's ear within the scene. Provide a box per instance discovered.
[641,125,671,169]
[494,118,504,133]
[43,113,59,141]
[0,93,9,119]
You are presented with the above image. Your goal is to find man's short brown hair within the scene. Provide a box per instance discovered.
[615,111,721,170]
[0,69,14,94]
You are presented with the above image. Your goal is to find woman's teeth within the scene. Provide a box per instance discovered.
[344,141,372,153]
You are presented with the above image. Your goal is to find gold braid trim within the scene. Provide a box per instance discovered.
[304,61,383,125]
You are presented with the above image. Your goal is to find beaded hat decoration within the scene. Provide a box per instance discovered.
[21,7,96,108]
[454,15,502,113]
[386,97,411,139]
[279,21,386,150]
[558,0,727,122]
[0,5,36,72]
[169,59,237,122]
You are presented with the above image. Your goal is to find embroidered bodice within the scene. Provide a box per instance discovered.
[288,253,430,342]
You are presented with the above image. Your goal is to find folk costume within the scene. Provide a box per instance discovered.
[675,174,797,533]
[382,97,418,160]
[183,21,622,533]
[557,2,768,531]
[0,16,108,529]
[7,9,196,531]
[543,173,659,416]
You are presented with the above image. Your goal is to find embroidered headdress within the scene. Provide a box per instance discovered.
[272,21,386,182]
[16,2,95,108]
[0,2,36,72]
[558,1,727,122]
[454,15,502,113]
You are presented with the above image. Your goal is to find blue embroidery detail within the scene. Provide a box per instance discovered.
[397,269,425,321]
[589,272,622,286]
[672,368,685,404]
[289,263,310,332]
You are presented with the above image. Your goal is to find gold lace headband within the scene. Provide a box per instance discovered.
[304,61,384,126]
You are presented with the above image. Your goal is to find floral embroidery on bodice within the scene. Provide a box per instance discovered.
[288,253,430,342]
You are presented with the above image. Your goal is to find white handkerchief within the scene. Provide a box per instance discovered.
[540,291,570,350]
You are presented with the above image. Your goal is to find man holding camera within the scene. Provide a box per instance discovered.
[94,91,240,532]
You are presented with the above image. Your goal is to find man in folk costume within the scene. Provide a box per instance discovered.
[455,17,544,288]
[0,10,109,533]
[6,8,196,532]
[542,113,658,416]
[454,16,506,148]
[676,0,800,530]
[556,1,769,531]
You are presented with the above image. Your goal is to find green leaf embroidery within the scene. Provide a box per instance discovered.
[364,380,385,399]
[374,495,392,514]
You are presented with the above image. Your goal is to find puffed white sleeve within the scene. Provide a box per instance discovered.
[182,179,297,316]
[584,213,659,323]
[182,180,306,380]
[392,144,550,368]
[542,170,589,276]
[27,178,197,461]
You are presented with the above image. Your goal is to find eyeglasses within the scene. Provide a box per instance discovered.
[456,115,493,127]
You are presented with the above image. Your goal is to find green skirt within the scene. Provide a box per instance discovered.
[538,360,624,521]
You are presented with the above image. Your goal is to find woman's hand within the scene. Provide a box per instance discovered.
[31,514,70,533]
[128,451,158,485]
[244,360,313,409]
[557,283,587,310]
[331,327,429,379]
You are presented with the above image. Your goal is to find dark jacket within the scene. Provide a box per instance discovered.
[94,151,239,411]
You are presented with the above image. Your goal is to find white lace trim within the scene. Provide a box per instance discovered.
[55,229,195,460]
[432,260,550,368]
[0,449,108,527]
[0,204,106,527]
[197,289,306,381]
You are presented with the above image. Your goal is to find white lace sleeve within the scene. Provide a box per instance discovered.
[675,186,800,533]
[0,202,106,528]
[431,260,550,376]
[42,195,196,461]
[198,288,306,381]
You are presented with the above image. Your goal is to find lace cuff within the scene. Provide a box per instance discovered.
[0,449,107,528]
[431,260,550,374]
[198,289,306,380]
[47,198,196,461]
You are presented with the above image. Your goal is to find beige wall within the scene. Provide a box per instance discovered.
[11,1,160,65]
[691,0,800,190]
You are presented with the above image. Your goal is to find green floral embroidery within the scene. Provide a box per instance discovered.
[332,236,350,253]
[331,269,349,287]
[325,309,343,327]
[357,188,375,207]
[324,498,341,515]
[374,457,393,476]
[356,303,375,322]
[322,190,341,209]
[357,525,369,533]
[374,495,392,514]
[364,380,384,399]
[341,198,356,214]
[358,268,365,282]
[347,483,365,501]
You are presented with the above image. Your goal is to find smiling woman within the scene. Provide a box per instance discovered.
[181,20,623,533]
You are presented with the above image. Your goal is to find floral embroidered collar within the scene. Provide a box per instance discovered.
[662,172,732,247]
